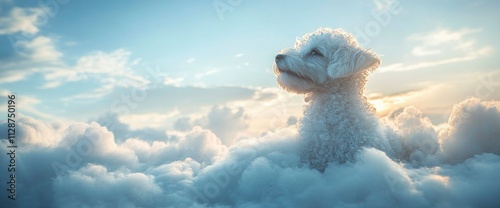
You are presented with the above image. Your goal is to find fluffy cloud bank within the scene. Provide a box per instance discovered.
[1,98,500,208]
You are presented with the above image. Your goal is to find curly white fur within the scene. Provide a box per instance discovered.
[273,28,395,171]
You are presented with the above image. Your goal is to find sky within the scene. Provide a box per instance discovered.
[0,0,500,207]
[0,0,499,130]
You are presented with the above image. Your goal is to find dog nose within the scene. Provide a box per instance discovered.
[275,54,285,61]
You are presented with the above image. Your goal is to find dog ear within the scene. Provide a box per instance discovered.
[327,48,380,78]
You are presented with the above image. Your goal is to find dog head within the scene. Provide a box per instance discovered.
[273,28,380,94]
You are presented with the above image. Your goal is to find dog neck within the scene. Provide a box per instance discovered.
[299,73,387,171]
[306,73,369,103]
[303,75,376,124]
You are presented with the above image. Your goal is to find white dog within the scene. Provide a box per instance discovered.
[273,28,396,171]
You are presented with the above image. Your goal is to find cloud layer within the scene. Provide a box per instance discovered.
[1,98,500,208]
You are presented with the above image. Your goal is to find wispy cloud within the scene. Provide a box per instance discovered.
[195,68,220,79]
[0,7,44,34]
[0,32,149,93]
[379,48,491,73]
[368,88,426,115]
[235,53,244,58]
[17,35,62,61]
[373,0,398,11]
[0,90,60,120]
[43,48,149,90]
[163,76,184,87]
[379,28,492,73]
[0,35,62,84]
[408,28,481,56]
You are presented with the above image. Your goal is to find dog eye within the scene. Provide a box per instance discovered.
[310,49,322,56]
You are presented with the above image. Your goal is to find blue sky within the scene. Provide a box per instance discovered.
[1,0,499,132]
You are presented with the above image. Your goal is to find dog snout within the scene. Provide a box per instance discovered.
[275,54,285,62]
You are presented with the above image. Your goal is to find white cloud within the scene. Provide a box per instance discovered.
[379,28,492,73]
[1,34,148,97]
[122,126,228,164]
[53,164,163,207]
[0,7,44,34]
[235,53,244,58]
[378,52,479,72]
[0,90,61,120]
[16,35,62,62]
[53,49,148,88]
[170,87,302,140]
[2,98,500,207]
[174,105,249,146]
[0,35,62,84]
[373,0,398,11]
[368,89,424,115]
[195,69,220,79]
[439,98,500,164]
[186,57,195,64]
[39,48,150,100]
[368,71,500,125]
[408,28,481,56]
[163,76,184,87]
[0,69,33,83]
[13,116,67,147]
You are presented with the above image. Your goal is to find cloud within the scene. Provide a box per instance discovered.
[0,33,148,97]
[16,35,62,62]
[438,98,500,164]
[368,71,500,125]
[95,113,167,142]
[1,97,500,207]
[379,28,492,73]
[195,69,220,79]
[379,48,491,73]
[163,76,184,87]
[106,127,227,167]
[384,106,439,165]
[174,105,249,146]
[44,48,149,89]
[408,28,480,56]
[373,0,398,11]
[0,116,66,148]
[187,57,195,64]
[0,35,62,84]
[235,53,244,58]
[368,89,424,115]
[53,164,163,207]
[0,7,44,34]
[169,87,301,144]
[0,91,60,120]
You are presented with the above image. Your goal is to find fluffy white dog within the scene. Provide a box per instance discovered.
[273,28,396,171]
